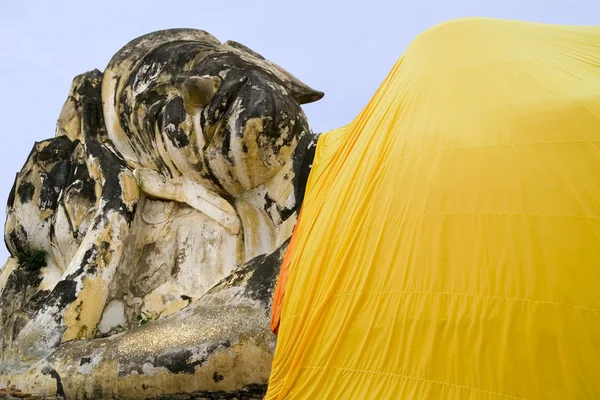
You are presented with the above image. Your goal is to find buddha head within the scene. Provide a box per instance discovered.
[102,29,323,195]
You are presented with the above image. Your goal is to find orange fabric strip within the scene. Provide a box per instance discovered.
[270,208,303,335]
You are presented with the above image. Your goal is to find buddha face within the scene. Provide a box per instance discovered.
[104,30,323,195]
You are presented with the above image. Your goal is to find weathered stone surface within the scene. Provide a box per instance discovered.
[0,28,321,399]
[149,383,267,399]
[1,243,288,399]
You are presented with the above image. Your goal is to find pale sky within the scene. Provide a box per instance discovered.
[0,0,597,261]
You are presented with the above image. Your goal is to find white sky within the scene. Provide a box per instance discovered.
[0,0,597,261]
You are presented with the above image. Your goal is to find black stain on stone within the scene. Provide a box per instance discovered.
[44,369,66,398]
[6,173,17,211]
[76,69,107,142]
[162,97,190,148]
[262,195,279,220]
[74,168,98,204]
[6,232,23,258]
[0,265,48,342]
[3,258,44,295]
[17,181,35,203]
[42,279,78,328]
[220,122,233,162]
[21,288,51,314]
[146,383,268,400]
[154,349,199,375]
[4,174,19,242]
[119,341,231,377]
[35,136,78,163]
[180,294,192,303]
[47,158,75,191]
[212,371,224,382]
[198,155,226,192]
[206,239,288,307]
[38,172,57,212]
[244,240,288,305]
[64,243,98,282]
[50,279,78,308]
[260,132,317,224]
[81,244,98,267]
[86,140,137,228]
[7,224,28,255]
[80,357,91,365]
[293,133,318,209]
[87,263,97,275]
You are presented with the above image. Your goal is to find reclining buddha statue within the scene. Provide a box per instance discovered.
[0,28,322,399]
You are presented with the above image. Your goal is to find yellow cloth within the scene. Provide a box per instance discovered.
[265,17,600,399]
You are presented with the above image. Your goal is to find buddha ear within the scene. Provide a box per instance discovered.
[224,40,324,105]
[178,75,221,115]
